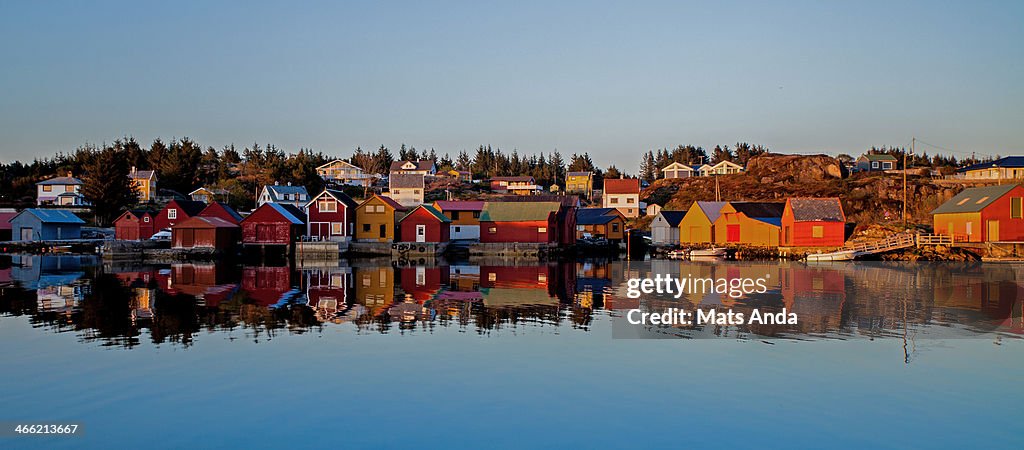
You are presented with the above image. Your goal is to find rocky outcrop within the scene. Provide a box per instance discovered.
[744,153,846,184]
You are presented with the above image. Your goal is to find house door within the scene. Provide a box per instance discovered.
[181,229,195,247]
[379,224,387,238]
[784,226,791,245]
[688,226,700,243]
[966,222,973,240]
[20,228,33,241]
[416,225,426,242]
[987,220,1000,242]
[256,224,275,242]
[727,224,740,243]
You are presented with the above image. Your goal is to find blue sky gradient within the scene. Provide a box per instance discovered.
[1,0,1021,171]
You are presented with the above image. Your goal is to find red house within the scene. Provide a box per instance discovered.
[113,209,157,240]
[479,201,563,243]
[305,189,358,241]
[399,205,451,243]
[240,203,306,247]
[931,184,1024,243]
[198,202,244,225]
[171,216,240,250]
[781,198,846,247]
[154,200,206,231]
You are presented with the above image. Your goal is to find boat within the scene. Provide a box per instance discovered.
[667,249,689,259]
[689,247,726,258]
[805,249,857,262]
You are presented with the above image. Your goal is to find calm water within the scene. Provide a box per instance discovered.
[0,255,1021,448]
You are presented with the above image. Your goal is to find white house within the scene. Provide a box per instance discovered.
[706,160,744,175]
[389,160,436,176]
[387,173,425,207]
[316,160,374,186]
[602,178,641,218]
[651,210,686,245]
[36,176,88,206]
[258,184,310,210]
[661,162,694,179]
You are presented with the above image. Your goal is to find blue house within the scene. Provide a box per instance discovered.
[9,209,85,241]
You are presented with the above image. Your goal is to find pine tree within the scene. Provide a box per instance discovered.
[82,145,138,226]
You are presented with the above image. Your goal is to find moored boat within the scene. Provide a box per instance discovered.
[689,247,726,258]
[805,249,857,262]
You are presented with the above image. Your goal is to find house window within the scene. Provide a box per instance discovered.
[363,224,371,232]
[489,227,497,234]
[872,161,879,169]
[612,223,619,232]
[414,190,420,195]
[883,162,893,170]
[319,199,336,212]
[393,189,400,195]
[168,209,177,220]
[610,198,619,204]
[473,211,480,219]
[332,223,343,235]
[42,185,52,192]
[454,226,461,232]
[577,225,585,231]
[452,211,460,220]
[626,198,635,204]
[1013,198,1024,218]
[144,217,150,223]
[812,225,824,238]
[488,272,496,282]
[538,227,547,233]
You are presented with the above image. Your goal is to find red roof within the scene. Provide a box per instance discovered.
[173,216,239,229]
[603,178,640,194]
[433,200,485,212]
[0,210,19,231]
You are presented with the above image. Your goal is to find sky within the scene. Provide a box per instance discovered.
[1,0,1022,172]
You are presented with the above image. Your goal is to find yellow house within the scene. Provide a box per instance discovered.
[129,168,157,202]
[712,202,785,247]
[566,171,593,197]
[355,194,407,242]
[678,201,727,244]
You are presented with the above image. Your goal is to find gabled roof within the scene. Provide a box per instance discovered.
[433,200,485,212]
[695,201,728,222]
[360,194,406,211]
[130,170,156,180]
[480,202,561,222]
[658,210,687,227]
[167,200,207,217]
[0,209,18,230]
[956,156,1024,173]
[263,185,309,201]
[389,173,425,189]
[711,160,743,169]
[174,216,239,229]
[730,202,785,226]
[15,209,85,224]
[263,203,306,225]
[860,153,898,161]
[662,162,693,171]
[576,208,622,225]
[200,202,244,223]
[389,160,435,172]
[316,159,364,171]
[36,176,83,186]
[114,209,156,223]
[603,178,640,195]
[491,176,535,183]
[787,198,845,222]
[189,187,228,196]
[931,184,1019,214]
[307,189,359,210]
[402,205,451,223]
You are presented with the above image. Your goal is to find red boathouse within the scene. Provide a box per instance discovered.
[398,204,451,243]
[240,203,306,247]
[114,209,157,240]
[781,198,847,247]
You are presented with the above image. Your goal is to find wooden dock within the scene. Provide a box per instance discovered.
[843,233,917,256]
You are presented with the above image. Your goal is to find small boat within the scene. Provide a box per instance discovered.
[805,249,857,262]
[667,249,689,259]
[689,247,726,258]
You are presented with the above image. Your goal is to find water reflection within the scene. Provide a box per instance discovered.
[0,255,1022,349]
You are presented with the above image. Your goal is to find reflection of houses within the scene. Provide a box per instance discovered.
[679,201,726,244]
[159,264,238,308]
[10,209,84,241]
[399,265,450,302]
[304,268,352,321]
[241,266,299,307]
[10,255,88,291]
[354,266,395,315]
[480,264,575,305]
[778,265,846,333]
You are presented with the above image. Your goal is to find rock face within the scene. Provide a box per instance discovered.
[744,154,846,183]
